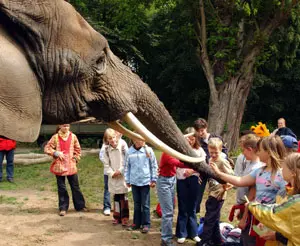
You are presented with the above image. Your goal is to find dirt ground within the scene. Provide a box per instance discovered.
[0,189,163,246]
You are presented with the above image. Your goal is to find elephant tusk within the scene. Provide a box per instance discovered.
[108,121,146,142]
[123,112,205,163]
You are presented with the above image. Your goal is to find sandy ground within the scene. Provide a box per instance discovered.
[0,190,163,246]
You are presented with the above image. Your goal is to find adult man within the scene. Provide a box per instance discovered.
[273,118,297,139]
[193,118,228,213]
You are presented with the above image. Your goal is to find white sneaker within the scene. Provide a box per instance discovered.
[193,236,201,242]
[103,209,111,216]
[177,238,186,244]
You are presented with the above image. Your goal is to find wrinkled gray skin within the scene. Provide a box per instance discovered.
[0,0,223,182]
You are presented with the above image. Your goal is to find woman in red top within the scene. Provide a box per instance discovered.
[157,153,187,246]
[0,136,16,182]
[44,124,87,216]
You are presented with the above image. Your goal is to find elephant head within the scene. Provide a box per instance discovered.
[0,0,222,180]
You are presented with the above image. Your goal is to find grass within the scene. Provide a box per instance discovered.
[0,151,237,223]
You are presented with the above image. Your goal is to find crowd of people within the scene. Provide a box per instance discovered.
[1,117,299,246]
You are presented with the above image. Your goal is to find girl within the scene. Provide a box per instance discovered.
[210,135,287,246]
[99,130,127,216]
[176,127,205,243]
[248,152,300,246]
[124,138,158,233]
[157,152,189,246]
[102,128,130,226]
[44,124,87,216]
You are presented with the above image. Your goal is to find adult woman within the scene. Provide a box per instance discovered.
[44,124,87,216]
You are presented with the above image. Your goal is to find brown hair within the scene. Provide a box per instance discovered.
[184,127,200,149]
[257,135,286,175]
[240,134,260,150]
[193,118,208,131]
[284,153,300,195]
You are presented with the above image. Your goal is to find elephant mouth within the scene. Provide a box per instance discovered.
[109,112,205,163]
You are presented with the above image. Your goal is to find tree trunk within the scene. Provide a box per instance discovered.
[208,74,254,151]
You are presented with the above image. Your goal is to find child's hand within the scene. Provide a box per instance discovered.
[260,231,276,241]
[223,183,233,191]
[209,161,220,174]
[112,170,121,178]
[150,181,156,188]
[238,219,247,230]
[126,183,131,188]
[183,169,194,178]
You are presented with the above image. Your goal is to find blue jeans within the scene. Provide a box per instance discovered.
[176,176,200,238]
[0,149,15,180]
[157,176,176,243]
[103,174,111,210]
[131,185,150,227]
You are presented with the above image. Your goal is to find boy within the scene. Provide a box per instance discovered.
[197,138,233,246]
[124,138,158,233]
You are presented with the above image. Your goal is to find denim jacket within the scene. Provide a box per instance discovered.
[124,145,158,186]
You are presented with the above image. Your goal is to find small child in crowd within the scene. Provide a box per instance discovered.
[211,135,287,246]
[176,127,205,244]
[248,152,300,246]
[157,152,188,246]
[233,133,264,246]
[99,130,127,216]
[197,138,233,246]
[102,128,130,226]
[124,138,158,233]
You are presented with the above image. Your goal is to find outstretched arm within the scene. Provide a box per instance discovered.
[210,162,255,187]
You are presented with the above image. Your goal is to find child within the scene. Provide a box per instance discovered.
[102,128,130,226]
[124,138,158,233]
[233,133,264,246]
[157,153,188,246]
[248,152,300,246]
[210,135,287,246]
[176,127,205,244]
[99,130,127,216]
[44,124,87,216]
[197,138,233,246]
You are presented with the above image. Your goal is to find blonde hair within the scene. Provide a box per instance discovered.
[208,137,223,151]
[240,134,260,150]
[103,128,116,145]
[284,153,300,195]
[257,135,286,175]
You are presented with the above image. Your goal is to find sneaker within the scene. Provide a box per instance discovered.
[7,178,14,183]
[127,224,140,231]
[103,209,111,216]
[177,238,186,244]
[193,236,201,242]
[112,219,120,225]
[59,210,66,216]
[141,226,149,233]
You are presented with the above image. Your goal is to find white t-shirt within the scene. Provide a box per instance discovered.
[176,147,206,180]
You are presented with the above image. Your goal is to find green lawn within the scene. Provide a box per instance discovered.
[0,150,237,223]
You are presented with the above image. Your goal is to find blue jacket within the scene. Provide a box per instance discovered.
[124,145,158,186]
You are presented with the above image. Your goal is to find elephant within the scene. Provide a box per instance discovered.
[0,0,222,182]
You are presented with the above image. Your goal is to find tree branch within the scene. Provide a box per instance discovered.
[197,0,218,103]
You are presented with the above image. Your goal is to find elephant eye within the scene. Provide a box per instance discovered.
[94,51,107,75]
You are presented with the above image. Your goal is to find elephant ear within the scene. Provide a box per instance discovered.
[0,25,42,142]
